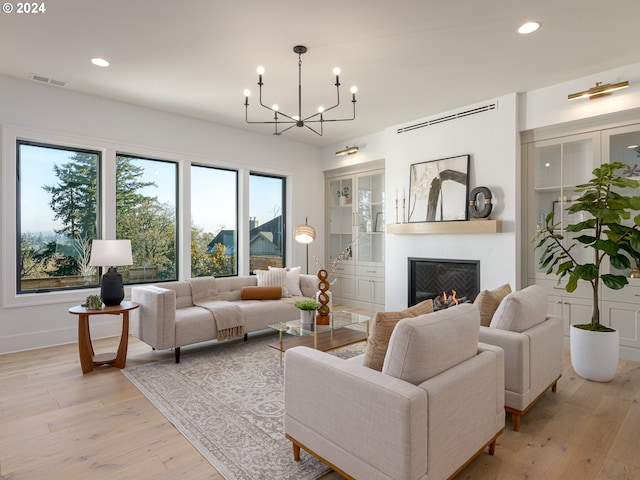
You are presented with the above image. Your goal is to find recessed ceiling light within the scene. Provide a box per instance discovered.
[91,57,110,67]
[518,21,541,35]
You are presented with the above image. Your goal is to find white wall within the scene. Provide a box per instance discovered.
[0,74,323,354]
[525,62,640,131]
[383,95,519,310]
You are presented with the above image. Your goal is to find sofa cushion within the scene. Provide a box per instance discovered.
[240,285,282,300]
[254,268,289,296]
[268,266,302,296]
[382,303,480,385]
[363,299,434,371]
[489,284,547,333]
[474,283,512,326]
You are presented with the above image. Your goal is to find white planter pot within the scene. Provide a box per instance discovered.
[300,310,315,330]
[570,325,619,382]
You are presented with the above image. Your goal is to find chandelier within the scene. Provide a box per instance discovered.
[243,45,357,136]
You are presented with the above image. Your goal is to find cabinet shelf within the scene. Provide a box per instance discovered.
[387,220,501,235]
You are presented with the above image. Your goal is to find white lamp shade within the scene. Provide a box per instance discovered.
[89,240,133,267]
[294,224,316,244]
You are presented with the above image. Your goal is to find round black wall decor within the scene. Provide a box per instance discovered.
[468,186,493,218]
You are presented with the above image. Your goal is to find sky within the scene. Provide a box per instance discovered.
[20,144,283,236]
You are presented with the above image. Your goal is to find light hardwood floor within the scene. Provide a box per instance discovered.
[1,318,639,479]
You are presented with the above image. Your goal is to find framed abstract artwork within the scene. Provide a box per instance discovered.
[408,155,470,222]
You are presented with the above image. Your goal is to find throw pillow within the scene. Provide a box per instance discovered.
[240,285,282,300]
[382,303,480,385]
[474,283,512,326]
[363,299,434,371]
[254,269,289,296]
[489,284,547,332]
[268,266,302,296]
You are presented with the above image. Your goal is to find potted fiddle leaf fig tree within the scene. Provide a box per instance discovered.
[533,162,640,381]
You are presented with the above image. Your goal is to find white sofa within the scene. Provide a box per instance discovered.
[478,284,564,431]
[284,303,505,480]
[131,273,318,362]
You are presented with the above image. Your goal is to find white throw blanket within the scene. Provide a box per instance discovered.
[188,277,245,341]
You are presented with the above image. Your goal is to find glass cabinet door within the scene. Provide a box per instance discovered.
[356,172,384,264]
[528,132,599,277]
[602,124,640,277]
[328,178,354,264]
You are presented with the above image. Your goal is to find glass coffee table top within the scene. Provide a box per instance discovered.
[267,311,371,364]
[268,310,370,337]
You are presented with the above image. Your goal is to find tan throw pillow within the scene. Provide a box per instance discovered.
[474,283,512,326]
[363,299,434,371]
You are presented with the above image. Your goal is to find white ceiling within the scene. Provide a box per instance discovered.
[1,0,639,147]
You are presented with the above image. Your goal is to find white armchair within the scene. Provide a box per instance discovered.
[284,304,505,480]
[479,285,564,431]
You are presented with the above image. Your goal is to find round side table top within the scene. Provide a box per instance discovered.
[68,301,139,315]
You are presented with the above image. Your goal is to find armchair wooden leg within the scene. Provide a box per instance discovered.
[512,413,522,432]
[488,439,497,456]
[552,380,558,393]
[293,443,300,461]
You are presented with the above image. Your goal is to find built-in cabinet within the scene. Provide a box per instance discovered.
[522,117,640,360]
[326,165,385,310]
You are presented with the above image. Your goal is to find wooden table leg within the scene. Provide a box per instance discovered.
[113,311,129,368]
[77,314,95,374]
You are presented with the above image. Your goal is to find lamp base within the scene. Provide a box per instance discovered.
[100,267,125,306]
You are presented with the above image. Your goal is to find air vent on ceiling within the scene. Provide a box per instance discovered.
[29,73,67,88]
[396,102,497,134]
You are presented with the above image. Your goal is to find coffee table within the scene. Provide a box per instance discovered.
[267,310,371,365]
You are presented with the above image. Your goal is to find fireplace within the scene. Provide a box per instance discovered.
[408,257,480,307]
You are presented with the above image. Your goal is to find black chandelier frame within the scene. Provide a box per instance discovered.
[244,45,357,136]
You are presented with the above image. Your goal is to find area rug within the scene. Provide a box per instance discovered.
[122,334,365,480]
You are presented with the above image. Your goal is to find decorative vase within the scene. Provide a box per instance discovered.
[570,325,619,382]
[316,269,331,325]
[300,310,315,331]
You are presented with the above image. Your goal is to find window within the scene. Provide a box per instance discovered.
[17,141,100,292]
[249,173,285,271]
[191,165,238,276]
[115,155,178,283]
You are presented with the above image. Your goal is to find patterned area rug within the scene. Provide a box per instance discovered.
[122,334,365,480]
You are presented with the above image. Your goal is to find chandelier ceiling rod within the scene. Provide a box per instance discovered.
[243,45,357,136]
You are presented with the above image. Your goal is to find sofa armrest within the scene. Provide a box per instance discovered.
[418,344,505,480]
[284,346,427,480]
[131,285,176,350]
[523,315,564,396]
[479,325,529,395]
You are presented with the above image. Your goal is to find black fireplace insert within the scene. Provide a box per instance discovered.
[408,257,480,307]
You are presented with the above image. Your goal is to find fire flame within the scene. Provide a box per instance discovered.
[442,290,459,305]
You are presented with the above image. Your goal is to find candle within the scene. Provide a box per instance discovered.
[396,189,398,201]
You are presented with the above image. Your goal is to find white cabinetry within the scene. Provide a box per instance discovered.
[326,167,385,310]
[522,118,640,361]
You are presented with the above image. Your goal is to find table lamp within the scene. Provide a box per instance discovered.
[89,239,133,306]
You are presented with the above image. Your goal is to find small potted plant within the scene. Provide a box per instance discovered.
[293,297,320,329]
[533,162,640,381]
[337,186,351,206]
[83,294,103,310]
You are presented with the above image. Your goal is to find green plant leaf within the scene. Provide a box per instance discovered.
[566,274,579,292]
[610,253,631,270]
[601,274,628,290]
[574,264,598,281]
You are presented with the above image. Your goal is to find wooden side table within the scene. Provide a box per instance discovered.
[68,301,139,374]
